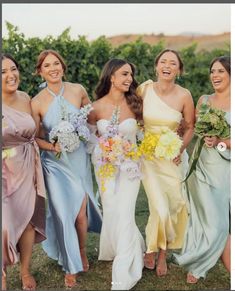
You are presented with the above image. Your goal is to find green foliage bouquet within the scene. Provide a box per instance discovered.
[184,102,230,181]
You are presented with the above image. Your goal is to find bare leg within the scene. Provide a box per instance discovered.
[18,223,36,290]
[75,196,89,272]
[156,249,167,276]
[221,235,231,272]
[2,268,7,291]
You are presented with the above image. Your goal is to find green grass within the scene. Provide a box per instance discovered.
[6,182,230,290]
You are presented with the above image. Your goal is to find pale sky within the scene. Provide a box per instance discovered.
[2,4,231,40]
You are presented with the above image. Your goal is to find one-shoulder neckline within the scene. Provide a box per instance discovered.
[151,83,182,117]
[3,103,33,118]
[97,118,137,126]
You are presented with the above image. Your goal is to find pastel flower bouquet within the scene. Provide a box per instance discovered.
[49,104,93,159]
[138,127,183,161]
[96,107,142,193]
[184,102,230,181]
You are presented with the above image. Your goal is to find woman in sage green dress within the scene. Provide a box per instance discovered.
[173,56,231,283]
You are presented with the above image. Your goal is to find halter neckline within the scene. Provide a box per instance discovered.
[46,83,65,98]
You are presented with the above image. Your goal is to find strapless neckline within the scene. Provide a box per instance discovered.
[97,118,136,127]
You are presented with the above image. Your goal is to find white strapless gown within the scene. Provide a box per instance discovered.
[92,118,145,290]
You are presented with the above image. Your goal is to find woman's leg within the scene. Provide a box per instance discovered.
[75,196,89,272]
[2,268,7,291]
[156,249,167,276]
[18,223,36,290]
[221,235,231,272]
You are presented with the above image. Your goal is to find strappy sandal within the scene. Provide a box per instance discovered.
[64,274,77,289]
[186,272,198,284]
[21,274,36,290]
[144,252,156,270]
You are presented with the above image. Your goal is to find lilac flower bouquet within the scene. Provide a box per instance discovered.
[49,104,93,158]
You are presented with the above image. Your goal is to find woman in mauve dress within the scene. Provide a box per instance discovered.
[2,53,46,291]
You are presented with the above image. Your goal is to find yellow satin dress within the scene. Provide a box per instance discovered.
[138,80,189,253]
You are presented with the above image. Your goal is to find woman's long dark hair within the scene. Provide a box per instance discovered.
[210,56,230,76]
[95,58,143,120]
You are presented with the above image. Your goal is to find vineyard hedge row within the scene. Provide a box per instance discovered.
[3,22,230,104]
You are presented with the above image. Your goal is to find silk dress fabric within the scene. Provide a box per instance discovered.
[138,80,189,253]
[2,104,46,270]
[41,88,102,274]
[173,96,231,279]
[91,118,145,290]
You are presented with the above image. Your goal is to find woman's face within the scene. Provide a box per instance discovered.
[2,58,20,94]
[155,51,180,81]
[210,61,230,92]
[110,64,133,93]
[39,53,64,84]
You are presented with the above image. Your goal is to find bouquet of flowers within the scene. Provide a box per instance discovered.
[96,107,142,193]
[138,127,183,161]
[49,104,93,158]
[184,102,230,181]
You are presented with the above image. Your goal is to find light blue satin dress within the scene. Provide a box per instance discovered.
[41,86,102,274]
[173,97,230,279]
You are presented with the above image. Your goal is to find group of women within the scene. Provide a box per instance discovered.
[2,48,231,290]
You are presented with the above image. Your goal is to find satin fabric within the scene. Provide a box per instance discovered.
[41,93,102,274]
[139,80,189,252]
[91,118,145,290]
[173,98,231,279]
[2,104,46,270]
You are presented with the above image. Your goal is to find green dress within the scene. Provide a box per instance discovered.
[173,97,230,279]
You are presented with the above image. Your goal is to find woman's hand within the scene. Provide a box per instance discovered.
[173,154,182,166]
[51,142,61,153]
[204,136,219,148]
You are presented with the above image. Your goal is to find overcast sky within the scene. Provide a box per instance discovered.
[2,4,231,40]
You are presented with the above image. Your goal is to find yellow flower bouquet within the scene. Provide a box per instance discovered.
[138,128,183,161]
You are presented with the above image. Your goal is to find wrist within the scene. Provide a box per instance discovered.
[49,143,55,151]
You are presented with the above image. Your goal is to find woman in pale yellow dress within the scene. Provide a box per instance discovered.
[137,49,195,276]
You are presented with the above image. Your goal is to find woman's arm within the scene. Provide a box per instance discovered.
[30,97,60,152]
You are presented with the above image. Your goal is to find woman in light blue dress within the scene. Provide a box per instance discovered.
[31,50,102,288]
[173,56,231,283]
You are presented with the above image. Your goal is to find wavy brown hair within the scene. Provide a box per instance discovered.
[95,58,143,121]
[35,49,67,75]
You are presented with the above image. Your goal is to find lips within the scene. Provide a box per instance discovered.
[213,80,222,86]
[6,79,17,85]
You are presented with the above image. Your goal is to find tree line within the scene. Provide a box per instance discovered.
[3,22,230,104]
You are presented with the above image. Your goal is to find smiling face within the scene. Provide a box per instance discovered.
[39,53,64,84]
[210,61,230,92]
[2,58,20,95]
[110,63,133,93]
[155,51,181,81]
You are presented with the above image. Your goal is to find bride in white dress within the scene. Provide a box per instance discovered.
[88,59,145,290]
